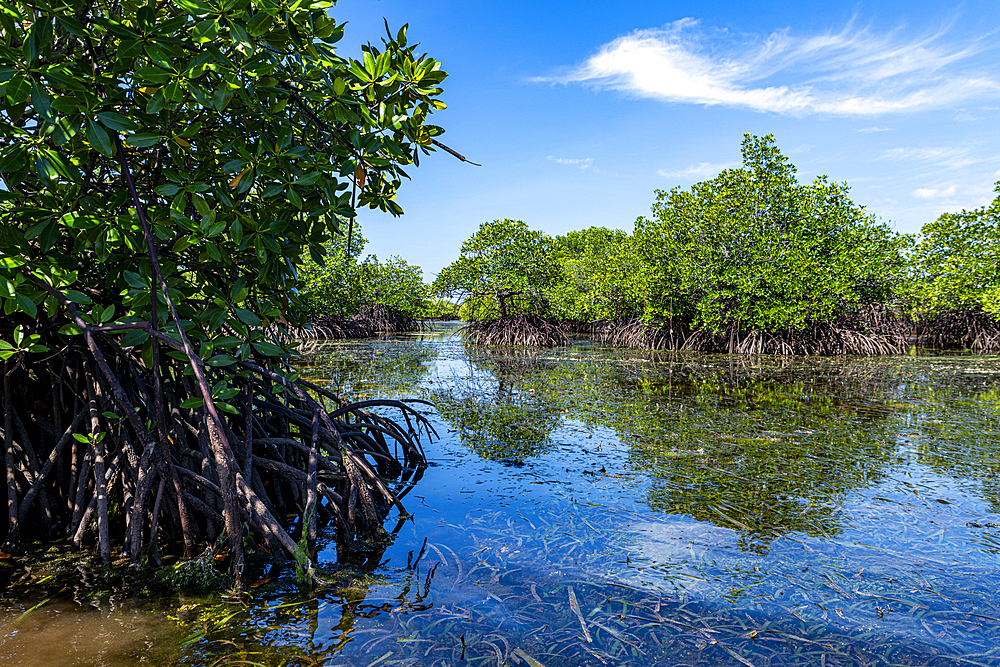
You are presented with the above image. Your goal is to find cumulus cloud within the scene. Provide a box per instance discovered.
[912,185,958,199]
[657,161,738,180]
[547,156,594,170]
[539,18,999,116]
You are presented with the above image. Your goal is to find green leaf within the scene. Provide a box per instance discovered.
[22,21,40,64]
[30,82,53,123]
[64,290,92,304]
[191,18,218,43]
[179,398,205,409]
[120,329,150,347]
[123,271,146,290]
[212,336,243,348]
[233,307,261,326]
[206,354,236,367]
[52,117,79,145]
[215,401,240,415]
[252,341,284,357]
[35,154,58,182]
[87,119,115,157]
[72,433,91,444]
[15,293,37,318]
[56,15,90,37]
[126,133,162,147]
[97,111,138,132]
[5,73,29,104]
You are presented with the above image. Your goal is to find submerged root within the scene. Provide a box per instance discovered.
[277,305,419,343]
[279,317,374,342]
[464,314,569,348]
[589,318,693,351]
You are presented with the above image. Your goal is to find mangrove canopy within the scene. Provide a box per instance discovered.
[0,0,449,585]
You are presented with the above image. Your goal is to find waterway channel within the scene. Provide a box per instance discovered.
[3,322,1000,666]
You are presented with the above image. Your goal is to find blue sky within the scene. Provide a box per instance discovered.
[336,0,1000,277]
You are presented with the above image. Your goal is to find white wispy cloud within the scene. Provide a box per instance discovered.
[547,156,594,170]
[954,109,984,121]
[858,126,892,133]
[880,146,976,169]
[913,185,958,199]
[657,161,737,180]
[539,18,999,116]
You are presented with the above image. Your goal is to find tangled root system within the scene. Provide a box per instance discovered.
[583,307,905,355]
[0,321,433,586]
[913,309,1000,352]
[465,314,569,348]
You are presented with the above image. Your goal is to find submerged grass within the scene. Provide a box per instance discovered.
[139,502,1000,666]
[5,327,1000,666]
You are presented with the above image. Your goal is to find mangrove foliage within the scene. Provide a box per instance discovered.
[0,0,451,586]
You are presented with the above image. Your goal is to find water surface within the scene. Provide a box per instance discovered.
[4,323,1000,666]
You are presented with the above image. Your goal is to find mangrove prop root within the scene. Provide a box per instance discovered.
[0,325,433,585]
[588,307,906,356]
[274,304,419,345]
[913,308,1000,352]
[465,314,570,348]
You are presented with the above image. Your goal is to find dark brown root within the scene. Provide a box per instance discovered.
[351,304,418,334]
[680,324,905,355]
[913,309,1000,351]
[278,305,419,343]
[464,314,569,348]
[293,317,375,342]
[0,320,434,583]
[582,307,906,355]
[587,318,693,350]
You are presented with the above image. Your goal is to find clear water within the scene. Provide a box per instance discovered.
[4,323,1000,666]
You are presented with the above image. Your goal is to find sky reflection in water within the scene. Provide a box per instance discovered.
[12,324,999,666]
[236,324,1000,666]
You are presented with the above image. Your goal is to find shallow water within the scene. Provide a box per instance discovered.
[5,323,1000,666]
